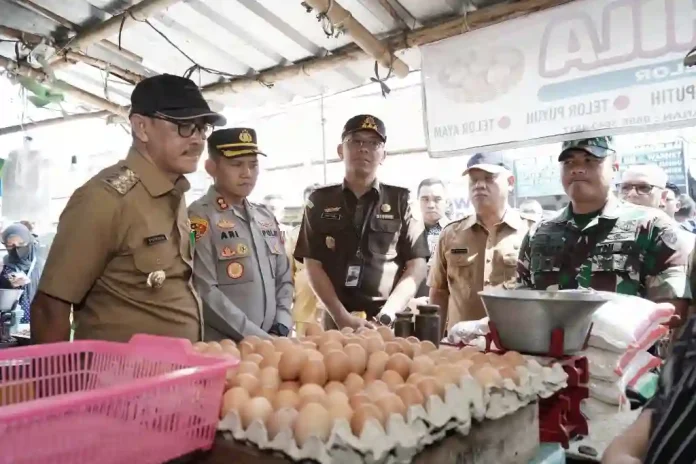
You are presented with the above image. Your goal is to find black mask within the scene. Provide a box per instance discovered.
[9,246,30,261]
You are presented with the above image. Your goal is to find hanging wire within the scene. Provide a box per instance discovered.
[370,59,393,98]
[302,0,341,38]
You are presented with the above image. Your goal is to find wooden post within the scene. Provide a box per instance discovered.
[0,111,112,136]
[63,52,145,84]
[203,0,574,96]
[303,0,410,78]
[0,56,128,117]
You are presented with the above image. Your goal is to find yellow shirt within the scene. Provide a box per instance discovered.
[285,225,320,334]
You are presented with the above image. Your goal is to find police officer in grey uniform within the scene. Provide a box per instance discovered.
[189,128,293,341]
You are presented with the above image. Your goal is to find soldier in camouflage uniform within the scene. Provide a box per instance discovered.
[517,137,691,322]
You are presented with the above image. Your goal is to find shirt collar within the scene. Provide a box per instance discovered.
[342,178,380,195]
[125,148,189,197]
[207,186,254,220]
[459,208,525,231]
[551,195,621,224]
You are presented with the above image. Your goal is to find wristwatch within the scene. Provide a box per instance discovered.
[269,323,290,337]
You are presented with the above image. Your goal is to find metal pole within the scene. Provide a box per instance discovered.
[320,95,328,184]
[0,111,111,136]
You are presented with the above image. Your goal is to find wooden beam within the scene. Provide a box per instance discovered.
[0,55,128,117]
[49,0,184,69]
[0,25,44,44]
[62,51,145,84]
[304,0,410,77]
[0,111,111,136]
[9,0,144,63]
[203,0,574,96]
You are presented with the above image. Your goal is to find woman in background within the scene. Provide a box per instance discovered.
[0,223,44,323]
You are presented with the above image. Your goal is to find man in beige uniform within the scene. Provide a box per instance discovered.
[428,153,535,334]
[31,74,225,343]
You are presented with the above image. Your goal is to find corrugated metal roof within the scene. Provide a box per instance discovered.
[0,0,512,115]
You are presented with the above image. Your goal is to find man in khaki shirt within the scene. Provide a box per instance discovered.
[428,153,536,333]
[286,183,321,335]
[31,74,225,343]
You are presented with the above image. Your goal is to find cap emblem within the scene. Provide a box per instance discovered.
[239,130,253,144]
[361,117,378,131]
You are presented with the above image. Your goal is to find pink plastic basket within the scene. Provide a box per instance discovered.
[0,334,237,464]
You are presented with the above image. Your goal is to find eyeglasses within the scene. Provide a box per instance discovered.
[149,114,213,138]
[345,138,384,150]
[618,183,659,195]
[4,243,28,250]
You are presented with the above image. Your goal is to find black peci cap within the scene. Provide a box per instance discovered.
[463,152,511,176]
[208,128,266,158]
[341,114,386,141]
[130,74,226,126]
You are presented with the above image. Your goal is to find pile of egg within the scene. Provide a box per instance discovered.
[194,323,528,448]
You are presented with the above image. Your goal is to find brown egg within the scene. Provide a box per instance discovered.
[259,367,281,391]
[341,327,355,335]
[222,344,241,360]
[384,341,402,355]
[324,350,351,382]
[325,381,348,395]
[278,347,308,381]
[419,340,437,354]
[343,373,365,396]
[358,327,378,336]
[260,351,283,369]
[232,373,261,396]
[298,383,325,400]
[469,353,489,365]
[459,347,481,358]
[343,337,367,350]
[205,343,224,357]
[350,403,385,436]
[376,326,395,341]
[239,396,273,429]
[376,393,407,419]
[272,337,295,352]
[279,381,300,392]
[349,392,372,410]
[381,370,405,389]
[294,403,332,446]
[238,341,255,358]
[406,373,425,385]
[365,380,390,399]
[502,351,527,367]
[416,377,445,400]
[327,400,354,422]
[257,386,277,403]
[322,390,349,409]
[300,359,328,386]
[433,364,461,384]
[207,341,223,352]
[220,387,249,418]
[192,341,208,353]
[486,353,507,368]
[272,389,301,411]
[499,366,521,386]
[255,340,276,359]
[319,341,343,357]
[473,366,503,388]
[394,383,424,408]
[366,351,390,377]
[385,353,412,380]
[306,350,324,362]
[406,336,420,344]
[300,341,318,350]
[304,322,324,336]
[456,359,474,371]
[365,336,385,354]
[396,339,414,358]
[411,355,435,375]
[362,371,380,384]
[319,330,344,346]
[243,335,263,348]
[236,361,261,377]
[343,344,368,375]
[267,407,298,440]
[245,353,264,365]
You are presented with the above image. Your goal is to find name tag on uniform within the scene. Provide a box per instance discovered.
[321,212,342,220]
[451,248,469,254]
[345,265,361,287]
[375,214,394,220]
[145,234,167,246]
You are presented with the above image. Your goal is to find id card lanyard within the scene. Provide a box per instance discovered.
[344,200,376,288]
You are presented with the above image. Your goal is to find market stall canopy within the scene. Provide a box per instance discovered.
[0,0,574,132]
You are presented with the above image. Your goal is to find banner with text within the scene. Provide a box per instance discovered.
[513,141,688,199]
[422,0,696,154]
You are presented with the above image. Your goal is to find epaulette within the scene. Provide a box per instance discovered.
[518,211,539,223]
[102,166,139,195]
[314,183,342,191]
[441,214,471,232]
[380,182,409,192]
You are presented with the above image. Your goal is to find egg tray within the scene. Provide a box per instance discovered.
[217,362,568,464]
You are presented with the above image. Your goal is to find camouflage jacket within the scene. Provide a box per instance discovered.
[517,196,691,301]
